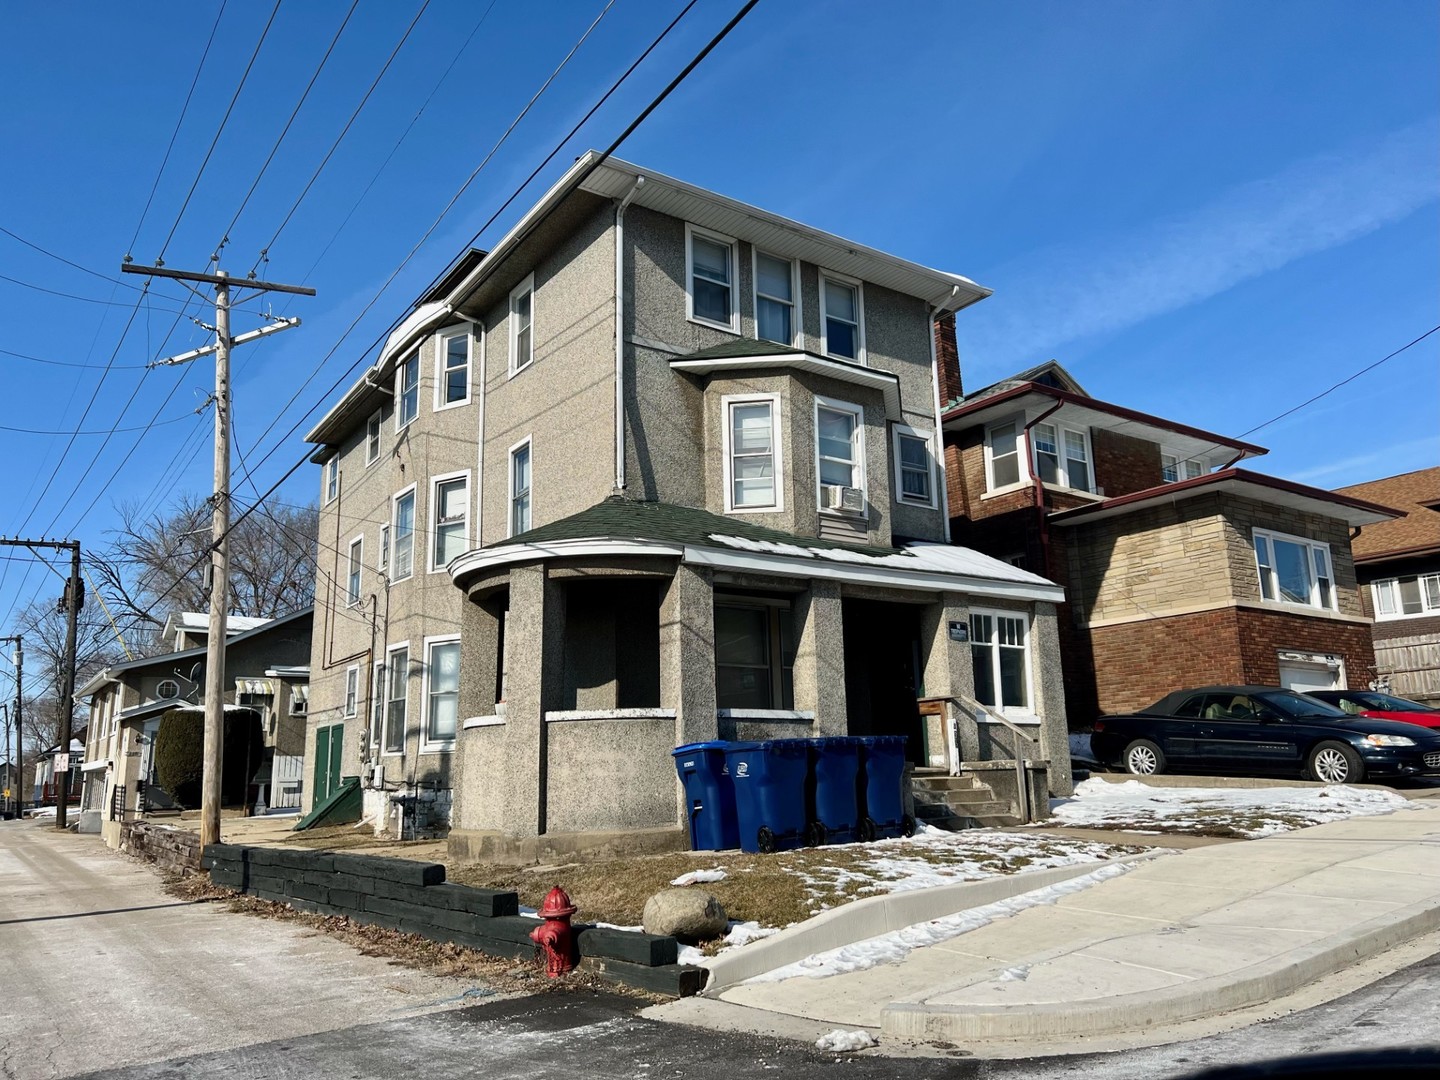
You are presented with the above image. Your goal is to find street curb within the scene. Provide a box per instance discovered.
[702,852,1161,995]
[880,891,1440,1041]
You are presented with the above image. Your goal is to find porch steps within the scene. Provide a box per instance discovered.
[910,772,1023,830]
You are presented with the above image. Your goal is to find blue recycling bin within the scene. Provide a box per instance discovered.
[857,735,915,840]
[807,737,862,845]
[671,742,739,851]
[725,740,809,853]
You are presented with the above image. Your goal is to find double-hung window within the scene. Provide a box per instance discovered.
[970,610,1030,711]
[1161,450,1205,484]
[1031,422,1094,492]
[324,456,339,504]
[714,599,795,711]
[423,638,460,750]
[820,272,863,362]
[377,523,390,573]
[436,327,470,407]
[383,644,408,755]
[509,275,534,374]
[1253,529,1335,609]
[754,251,796,345]
[396,349,419,430]
[431,473,468,570]
[346,537,363,606]
[725,396,781,511]
[509,438,532,536]
[391,487,416,582]
[1371,574,1440,620]
[686,225,738,332]
[985,421,1023,490]
[365,410,382,466]
[815,397,865,510]
[892,427,935,508]
[343,666,359,719]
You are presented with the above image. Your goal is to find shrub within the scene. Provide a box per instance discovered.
[153,710,266,810]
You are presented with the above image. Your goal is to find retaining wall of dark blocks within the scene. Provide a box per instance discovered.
[201,843,705,997]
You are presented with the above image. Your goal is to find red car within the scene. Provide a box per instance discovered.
[1305,690,1440,731]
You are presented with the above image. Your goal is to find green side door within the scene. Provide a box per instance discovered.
[313,724,343,805]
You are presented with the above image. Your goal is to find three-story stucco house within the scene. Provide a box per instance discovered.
[304,154,1073,862]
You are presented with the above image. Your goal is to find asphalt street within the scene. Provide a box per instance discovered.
[3,820,1438,1079]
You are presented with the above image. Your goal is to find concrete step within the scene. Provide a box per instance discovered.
[910,775,989,794]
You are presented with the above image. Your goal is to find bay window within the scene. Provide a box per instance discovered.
[725,396,781,511]
[892,427,935,508]
[815,397,865,510]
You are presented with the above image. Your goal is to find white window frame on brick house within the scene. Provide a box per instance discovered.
[1253,528,1336,611]
[1030,421,1094,493]
[508,274,535,376]
[343,665,359,719]
[508,437,532,537]
[365,410,382,466]
[429,470,470,572]
[395,348,420,431]
[391,485,417,582]
[1371,573,1440,621]
[434,325,472,410]
[323,455,339,505]
[891,425,937,509]
[752,249,800,347]
[969,608,1032,714]
[1161,448,1205,484]
[819,270,865,364]
[381,643,409,756]
[420,635,461,753]
[814,395,866,515]
[346,536,363,607]
[984,418,1026,494]
[685,223,739,334]
[722,393,783,513]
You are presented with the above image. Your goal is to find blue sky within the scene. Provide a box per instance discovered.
[0,0,1435,637]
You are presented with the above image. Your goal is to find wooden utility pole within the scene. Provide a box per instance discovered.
[0,636,20,818]
[121,262,313,848]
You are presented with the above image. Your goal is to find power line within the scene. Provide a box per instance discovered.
[0,347,148,371]
[0,411,201,436]
[0,224,145,292]
[0,273,191,315]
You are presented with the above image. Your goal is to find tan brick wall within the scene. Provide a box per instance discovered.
[1219,496,1364,617]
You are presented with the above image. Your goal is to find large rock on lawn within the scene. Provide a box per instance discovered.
[643,888,727,942]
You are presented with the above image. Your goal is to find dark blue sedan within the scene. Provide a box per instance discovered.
[1090,685,1440,784]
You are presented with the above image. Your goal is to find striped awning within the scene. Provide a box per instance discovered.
[235,678,275,696]
[292,684,309,704]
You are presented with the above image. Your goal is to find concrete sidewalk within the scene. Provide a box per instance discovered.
[706,802,1440,1045]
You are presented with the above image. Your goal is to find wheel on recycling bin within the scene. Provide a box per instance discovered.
[757,825,776,854]
[901,814,917,837]
[859,817,877,842]
[805,821,827,847]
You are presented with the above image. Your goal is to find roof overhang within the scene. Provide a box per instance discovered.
[116,698,192,724]
[943,384,1266,469]
[449,536,1063,604]
[670,351,903,421]
[1048,469,1404,529]
[305,362,396,450]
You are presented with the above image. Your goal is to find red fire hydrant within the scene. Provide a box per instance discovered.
[530,886,578,977]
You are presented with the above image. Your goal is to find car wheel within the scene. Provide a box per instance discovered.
[1308,741,1364,784]
[1123,739,1166,776]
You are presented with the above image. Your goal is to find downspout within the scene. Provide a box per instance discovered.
[613,176,644,493]
[1024,402,1065,577]
[928,286,959,544]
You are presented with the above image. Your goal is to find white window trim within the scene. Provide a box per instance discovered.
[365,410,382,467]
[891,425,938,510]
[508,273,535,376]
[346,535,364,607]
[751,249,801,348]
[819,268,865,365]
[323,456,339,505]
[377,523,390,573]
[419,634,461,753]
[1161,447,1205,484]
[722,393,784,514]
[395,348,420,432]
[1371,573,1440,622]
[685,223,740,335]
[983,416,1029,496]
[433,324,473,411]
[390,483,418,583]
[1253,528,1337,611]
[428,469,471,573]
[813,394,867,516]
[381,642,410,757]
[970,607,1034,715]
[343,665,359,719]
[508,435,533,538]
[1030,421,1095,493]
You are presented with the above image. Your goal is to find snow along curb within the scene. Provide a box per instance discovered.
[701,853,1160,995]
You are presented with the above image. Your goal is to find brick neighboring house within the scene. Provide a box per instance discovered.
[1334,466,1440,705]
[938,358,1400,723]
[304,152,1075,860]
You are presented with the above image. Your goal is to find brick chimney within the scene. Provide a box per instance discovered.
[934,311,963,408]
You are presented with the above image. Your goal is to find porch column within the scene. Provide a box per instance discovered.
[660,563,717,749]
[501,564,565,837]
[920,592,979,766]
[1028,601,1074,796]
[793,580,847,736]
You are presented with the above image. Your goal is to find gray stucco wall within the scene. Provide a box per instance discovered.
[545,717,677,833]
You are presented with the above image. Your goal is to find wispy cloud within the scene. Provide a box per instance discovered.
[1286,436,1440,486]
[963,118,1439,368]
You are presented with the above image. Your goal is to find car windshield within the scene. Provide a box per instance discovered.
[1256,690,1350,719]
[1348,691,1435,713]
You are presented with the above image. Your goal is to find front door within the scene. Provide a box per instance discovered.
[313,725,343,805]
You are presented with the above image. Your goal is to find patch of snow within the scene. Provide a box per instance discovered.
[676,944,706,967]
[997,964,1030,982]
[670,869,727,886]
[815,1029,877,1052]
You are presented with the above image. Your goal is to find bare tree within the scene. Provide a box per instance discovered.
[12,594,127,738]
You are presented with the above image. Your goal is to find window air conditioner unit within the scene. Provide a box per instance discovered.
[823,485,865,513]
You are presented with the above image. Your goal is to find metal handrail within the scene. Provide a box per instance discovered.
[923,693,1039,824]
